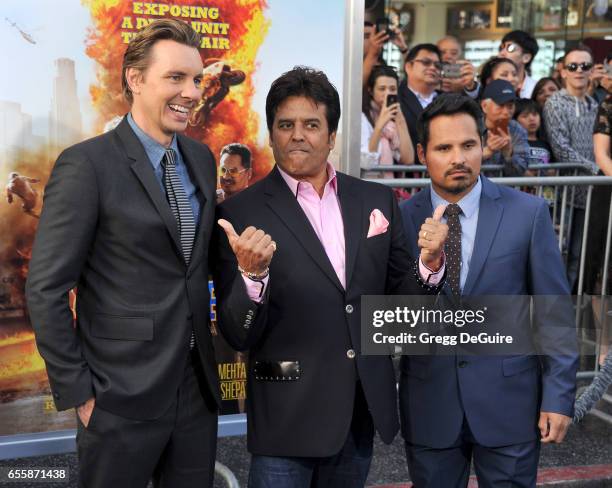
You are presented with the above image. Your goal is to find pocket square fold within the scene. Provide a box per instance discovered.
[367,209,389,238]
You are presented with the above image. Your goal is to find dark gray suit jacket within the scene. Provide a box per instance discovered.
[26,117,220,420]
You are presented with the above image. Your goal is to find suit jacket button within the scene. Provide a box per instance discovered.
[244,323,250,329]
[458,360,468,368]
[345,305,354,314]
[346,349,356,359]
[53,392,60,399]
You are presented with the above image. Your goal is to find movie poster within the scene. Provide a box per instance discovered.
[0,0,344,436]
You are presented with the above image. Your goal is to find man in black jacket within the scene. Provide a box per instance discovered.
[215,66,447,488]
[399,43,442,160]
[26,20,219,488]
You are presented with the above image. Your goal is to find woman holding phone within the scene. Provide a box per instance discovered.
[361,65,415,187]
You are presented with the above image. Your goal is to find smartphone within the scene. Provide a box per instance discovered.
[442,63,462,79]
[605,63,612,76]
[375,18,396,39]
[494,118,509,134]
[386,94,398,107]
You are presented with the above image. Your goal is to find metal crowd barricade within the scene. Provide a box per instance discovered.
[365,173,612,414]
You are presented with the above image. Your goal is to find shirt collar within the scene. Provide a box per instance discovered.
[277,163,338,198]
[430,176,481,219]
[408,85,438,105]
[127,112,179,169]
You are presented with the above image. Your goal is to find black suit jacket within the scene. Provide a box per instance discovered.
[213,167,436,457]
[26,117,220,420]
[398,82,441,160]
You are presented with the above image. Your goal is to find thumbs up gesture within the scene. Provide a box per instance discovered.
[418,204,448,271]
[218,219,276,277]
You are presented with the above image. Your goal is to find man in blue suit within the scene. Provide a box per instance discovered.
[399,93,579,487]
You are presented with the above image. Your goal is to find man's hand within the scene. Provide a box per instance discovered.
[389,25,408,53]
[418,205,448,271]
[486,129,511,155]
[539,411,571,443]
[365,30,388,60]
[458,60,477,91]
[495,128,513,160]
[218,219,276,275]
[590,64,607,88]
[76,397,95,428]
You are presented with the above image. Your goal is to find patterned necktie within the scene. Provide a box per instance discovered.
[444,203,462,297]
[162,148,196,265]
[162,148,196,349]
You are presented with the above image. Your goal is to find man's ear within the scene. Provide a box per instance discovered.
[328,131,337,149]
[126,67,144,96]
[522,53,533,67]
[416,143,426,165]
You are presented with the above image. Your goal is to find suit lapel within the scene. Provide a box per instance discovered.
[115,118,183,255]
[398,83,424,119]
[337,174,362,288]
[463,178,503,295]
[178,135,215,271]
[265,167,344,292]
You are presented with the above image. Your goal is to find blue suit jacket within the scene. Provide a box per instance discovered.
[399,176,579,448]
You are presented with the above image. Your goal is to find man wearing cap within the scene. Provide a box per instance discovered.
[481,79,529,175]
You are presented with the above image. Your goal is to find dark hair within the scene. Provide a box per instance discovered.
[501,30,539,71]
[417,94,484,150]
[513,98,539,119]
[265,66,340,134]
[478,57,518,99]
[362,65,399,127]
[122,19,201,104]
[531,77,560,104]
[563,44,594,64]
[220,143,252,169]
[405,43,441,64]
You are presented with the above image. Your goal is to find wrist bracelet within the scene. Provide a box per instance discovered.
[239,265,269,280]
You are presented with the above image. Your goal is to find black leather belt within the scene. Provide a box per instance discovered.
[253,360,301,381]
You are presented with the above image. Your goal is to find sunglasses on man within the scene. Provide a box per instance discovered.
[220,166,248,176]
[499,42,519,53]
[412,58,442,70]
[564,62,593,73]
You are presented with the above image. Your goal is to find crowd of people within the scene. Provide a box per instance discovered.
[361,26,612,182]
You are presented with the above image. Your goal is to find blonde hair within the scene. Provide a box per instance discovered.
[121,19,201,104]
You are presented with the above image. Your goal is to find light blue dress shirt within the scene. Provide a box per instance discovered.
[127,113,200,224]
[430,177,482,292]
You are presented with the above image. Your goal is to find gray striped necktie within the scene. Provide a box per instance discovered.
[162,148,196,265]
[162,148,196,349]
